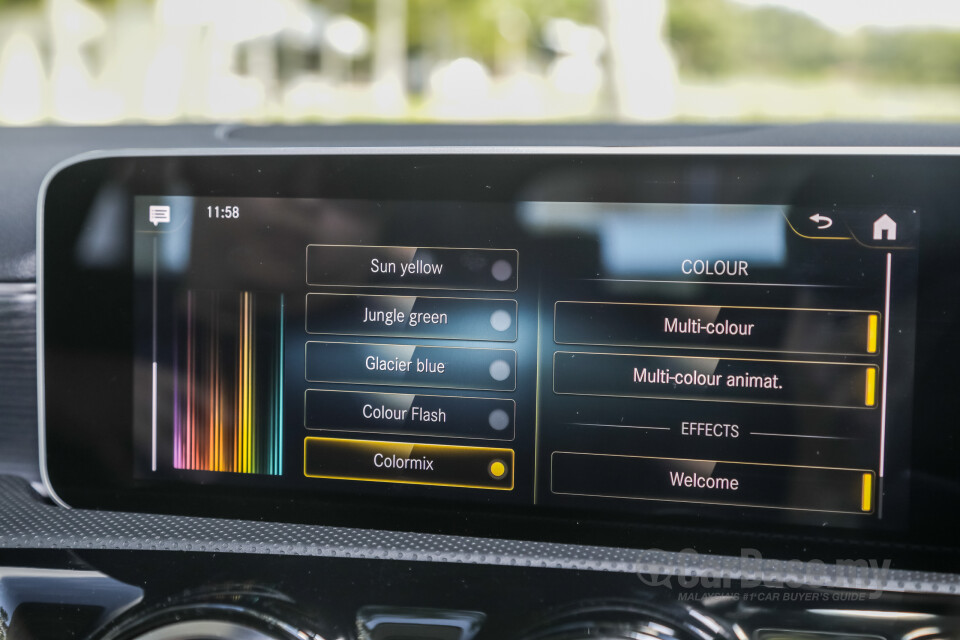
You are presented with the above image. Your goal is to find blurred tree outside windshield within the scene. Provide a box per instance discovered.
[1,0,960,125]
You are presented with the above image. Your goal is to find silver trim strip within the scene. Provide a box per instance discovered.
[30,145,960,165]
[0,282,36,294]
[36,149,66,509]
[129,621,281,640]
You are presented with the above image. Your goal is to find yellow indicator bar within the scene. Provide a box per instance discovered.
[867,314,879,354]
[861,473,873,512]
[865,367,877,406]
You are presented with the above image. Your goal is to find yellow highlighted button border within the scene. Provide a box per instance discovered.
[304,436,515,491]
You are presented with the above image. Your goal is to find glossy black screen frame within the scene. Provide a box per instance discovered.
[40,150,960,571]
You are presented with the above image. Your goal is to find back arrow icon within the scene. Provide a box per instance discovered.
[809,213,833,230]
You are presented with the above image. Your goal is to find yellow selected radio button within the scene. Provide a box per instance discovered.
[488,459,508,479]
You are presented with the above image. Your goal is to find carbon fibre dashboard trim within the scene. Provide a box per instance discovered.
[0,475,957,596]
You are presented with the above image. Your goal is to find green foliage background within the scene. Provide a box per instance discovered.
[667,0,960,84]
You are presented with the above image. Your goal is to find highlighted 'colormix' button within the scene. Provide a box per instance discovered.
[304,437,515,490]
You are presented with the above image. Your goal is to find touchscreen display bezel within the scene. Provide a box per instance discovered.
[38,148,960,571]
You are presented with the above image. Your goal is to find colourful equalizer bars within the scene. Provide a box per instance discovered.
[174,291,284,475]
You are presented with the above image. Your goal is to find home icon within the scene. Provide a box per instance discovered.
[873,214,897,241]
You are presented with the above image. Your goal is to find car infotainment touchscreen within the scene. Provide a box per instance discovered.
[39,150,960,564]
[131,196,916,521]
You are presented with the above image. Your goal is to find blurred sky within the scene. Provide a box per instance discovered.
[734,0,960,32]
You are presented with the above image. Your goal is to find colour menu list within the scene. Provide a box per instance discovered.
[546,295,886,514]
[135,194,918,527]
[534,203,918,518]
[301,245,519,490]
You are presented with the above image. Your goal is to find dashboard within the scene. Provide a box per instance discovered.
[3,124,960,640]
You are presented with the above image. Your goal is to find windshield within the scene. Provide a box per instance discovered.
[1,0,958,125]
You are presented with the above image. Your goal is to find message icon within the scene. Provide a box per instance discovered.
[148,205,171,226]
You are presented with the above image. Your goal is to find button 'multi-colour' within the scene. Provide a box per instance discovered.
[555,302,880,355]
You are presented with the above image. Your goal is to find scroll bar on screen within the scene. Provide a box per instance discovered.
[876,252,892,519]
[152,235,158,472]
[880,252,891,481]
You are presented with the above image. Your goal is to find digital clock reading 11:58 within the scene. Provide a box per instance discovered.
[207,205,240,219]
